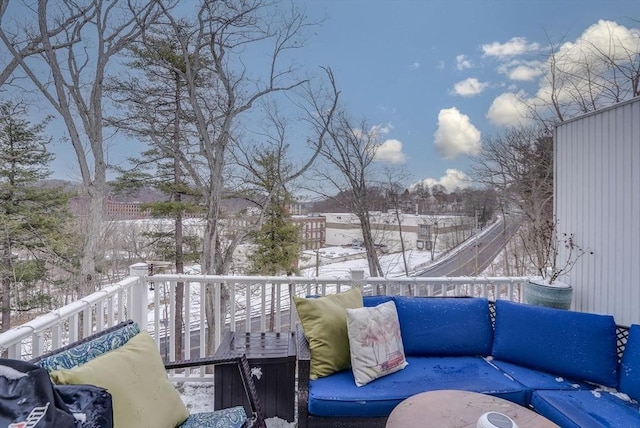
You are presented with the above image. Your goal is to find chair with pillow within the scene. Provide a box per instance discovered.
[30,320,265,428]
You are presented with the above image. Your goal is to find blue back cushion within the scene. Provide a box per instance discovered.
[492,300,618,387]
[620,324,640,401]
[363,295,394,307]
[394,297,493,356]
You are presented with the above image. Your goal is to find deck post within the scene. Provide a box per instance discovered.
[129,263,149,329]
[350,269,365,291]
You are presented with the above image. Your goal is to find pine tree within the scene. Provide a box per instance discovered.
[247,151,301,277]
[246,150,301,331]
[249,201,301,277]
[109,33,204,357]
[0,102,73,332]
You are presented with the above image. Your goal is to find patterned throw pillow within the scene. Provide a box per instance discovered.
[346,300,408,386]
[179,406,247,428]
[35,323,141,371]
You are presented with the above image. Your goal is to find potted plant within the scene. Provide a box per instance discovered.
[522,218,592,309]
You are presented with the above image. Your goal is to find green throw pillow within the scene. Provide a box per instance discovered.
[50,330,189,428]
[294,287,363,379]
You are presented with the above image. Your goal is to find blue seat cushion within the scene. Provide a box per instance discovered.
[178,407,247,428]
[394,297,493,356]
[531,389,640,428]
[35,323,141,371]
[492,300,618,387]
[307,356,527,417]
[490,359,592,404]
[620,324,640,401]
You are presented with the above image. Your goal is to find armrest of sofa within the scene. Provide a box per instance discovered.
[296,323,311,428]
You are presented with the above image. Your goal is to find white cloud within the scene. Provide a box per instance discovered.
[415,169,470,192]
[536,20,640,106]
[451,78,489,97]
[375,139,406,164]
[508,65,543,81]
[370,123,392,136]
[354,124,405,163]
[433,108,481,159]
[486,92,531,127]
[482,37,540,58]
[496,60,544,81]
[456,54,473,70]
[410,62,420,70]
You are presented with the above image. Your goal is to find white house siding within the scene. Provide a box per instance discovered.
[555,97,640,326]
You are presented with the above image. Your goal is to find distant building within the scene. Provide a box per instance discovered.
[323,212,473,252]
[105,200,152,219]
[295,214,326,250]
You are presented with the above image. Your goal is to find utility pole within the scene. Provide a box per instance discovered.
[475,209,479,275]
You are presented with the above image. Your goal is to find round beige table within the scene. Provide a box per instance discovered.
[386,390,558,428]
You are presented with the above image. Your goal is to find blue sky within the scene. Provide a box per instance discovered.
[290,0,639,191]
[9,1,637,190]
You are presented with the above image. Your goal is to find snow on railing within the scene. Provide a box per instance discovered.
[0,264,527,381]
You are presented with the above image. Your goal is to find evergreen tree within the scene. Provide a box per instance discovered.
[247,151,301,277]
[0,102,73,332]
[246,150,301,331]
[109,33,204,357]
[249,201,301,277]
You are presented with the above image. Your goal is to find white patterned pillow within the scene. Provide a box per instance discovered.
[346,300,408,386]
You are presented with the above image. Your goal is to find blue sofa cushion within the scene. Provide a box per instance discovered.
[363,295,394,307]
[492,300,618,387]
[307,356,527,417]
[620,324,640,401]
[490,359,592,404]
[531,389,640,428]
[394,297,493,356]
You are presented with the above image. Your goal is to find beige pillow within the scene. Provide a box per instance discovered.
[347,300,408,386]
[50,330,189,428]
[294,287,363,379]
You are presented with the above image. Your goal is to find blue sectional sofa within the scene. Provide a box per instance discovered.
[296,296,638,428]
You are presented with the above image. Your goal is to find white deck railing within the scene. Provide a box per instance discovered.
[0,263,528,381]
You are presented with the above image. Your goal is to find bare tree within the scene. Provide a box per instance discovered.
[233,71,339,231]
[527,23,639,126]
[382,168,411,276]
[155,0,335,353]
[233,77,338,332]
[310,113,386,277]
[471,126,553,276]
[481,24,638,276]
[471,126,553,225]
[0,0,164,296]
[0,0,96,87]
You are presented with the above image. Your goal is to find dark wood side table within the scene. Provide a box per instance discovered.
[214,331,296,422]
[386,390,558,428]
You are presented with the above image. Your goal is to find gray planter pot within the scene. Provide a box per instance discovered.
[524,279,573,310]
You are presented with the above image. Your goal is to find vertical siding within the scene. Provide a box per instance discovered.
[555,98,640,326]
